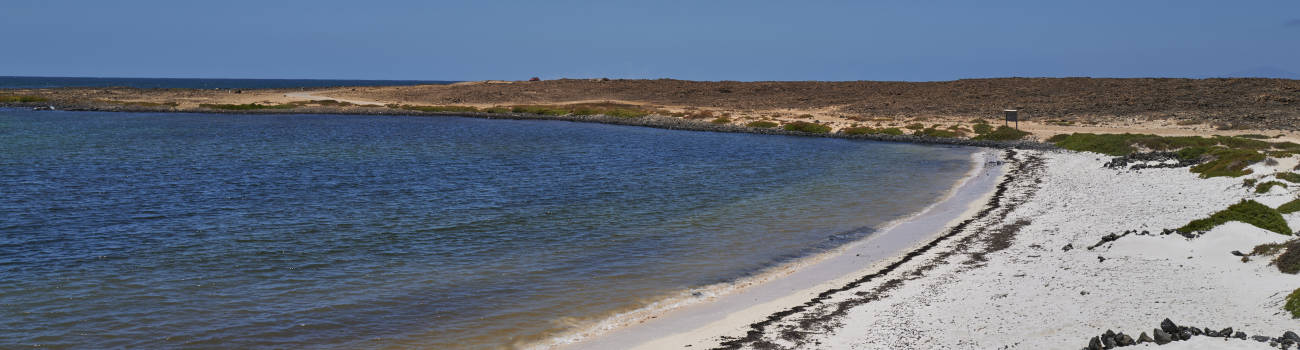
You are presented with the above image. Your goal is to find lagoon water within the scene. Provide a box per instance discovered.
[0,109,975,349]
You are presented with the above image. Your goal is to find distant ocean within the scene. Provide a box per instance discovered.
[0,76,456,89]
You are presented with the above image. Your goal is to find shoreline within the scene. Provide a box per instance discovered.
[0,106,1053,150]
[550,149,1007,349]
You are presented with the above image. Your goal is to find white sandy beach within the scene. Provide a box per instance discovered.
[560,148,1300,349]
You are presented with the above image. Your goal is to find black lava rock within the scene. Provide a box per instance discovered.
[1117,333,1135,346]
[1160,318,1180,334]
[1137,332,1153,343]
[1154,329,1172,345]
[1285,331,1300,341]
[1221,327,1234,337]
[1189,327,1202,336]
[1102,336,1116,349]
[1253,335,1271,342]
[1235,331,1248,339]
[1088,336,1102,350]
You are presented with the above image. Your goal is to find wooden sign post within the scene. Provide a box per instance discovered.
[1004,109,1019,130]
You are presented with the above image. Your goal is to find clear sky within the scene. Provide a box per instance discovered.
[2,0,1297,81]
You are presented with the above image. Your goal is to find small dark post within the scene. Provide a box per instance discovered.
[1004,109,1019,130]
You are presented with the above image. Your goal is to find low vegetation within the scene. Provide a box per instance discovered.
[1046,133,1298,178]
[1275,240,1300,274]
[511,103,655,118]
[1238,134,1271,139]
[100,100,178,107]
[839,126,904,136]
[782,121,831,134]
[1279,198,1300,214]
[395,104,480,113]
[710,117,731,124]
[1177,200,1291,235]
[1277,172,1300,183]
[904,123,926,130]
[199,103,297,110]
[1287,288,1300,318]
[913,127,960,138]
[971,126,1031,141]
[0,95,48,103]
[483,106,512,114]
[746,121,778,128]
[1256,181,1289,194]
[972,123,994,135]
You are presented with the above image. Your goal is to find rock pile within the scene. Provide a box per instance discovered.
[1082,318,1300,349]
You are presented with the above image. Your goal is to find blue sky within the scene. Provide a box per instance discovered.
[2,0,1297,81]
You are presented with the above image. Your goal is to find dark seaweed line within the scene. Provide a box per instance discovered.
[712,149,1024,350]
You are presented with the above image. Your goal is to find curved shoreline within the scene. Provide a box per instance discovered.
[550,149,1007,350]
[0,104,1054,150]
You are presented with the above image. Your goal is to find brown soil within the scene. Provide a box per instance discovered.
[4,77,1299,139]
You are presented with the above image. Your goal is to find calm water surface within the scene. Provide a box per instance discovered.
[0,110,975,349]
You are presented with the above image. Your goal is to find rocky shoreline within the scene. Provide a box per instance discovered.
[0,103,1055,150]
[1082,318,1300,349]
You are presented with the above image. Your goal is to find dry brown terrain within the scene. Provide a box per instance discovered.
[4,78,1299,141]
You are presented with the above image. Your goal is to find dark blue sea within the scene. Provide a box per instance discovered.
[0,76,454,89]
[0,109,976,349]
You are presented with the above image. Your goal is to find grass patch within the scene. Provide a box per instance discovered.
[1239,134,1271,139]
[904,123,926,130]
[511,103,654,118]
[397,104,480,113]
[782,121,831,134]
[1276,241,1300,274]
[199,103,297,110]
[710,117,731,124]
[914,127,960,138]
[840,126,903,136]
[1277,172,1300,183]
[1257,181,1289,193]
[971,126,1031,141]
[746,121,778,128]
[1279,198,1300,214]
[1177,200,1291,235]
[1191,148,1265,178]
[0,95,48,103]
[483,106,512,114]
[1286,288,1300,318]
[100,100,178,107]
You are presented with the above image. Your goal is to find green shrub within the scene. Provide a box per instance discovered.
[1277,172,1300,183]
[1286,288,1300,318]
[904,123,926,130]
[398,105,479,113]
[1244,178,1259,188]
[746,121,779,128]
[1276,241,1300,274]
[1279,198,1300,214]
[914,128,959,138]
[711,117,731,124]
[483,107,512,114]
[1177,200,1291,235]
[0,95,48,103]
[199,103,296,110]
[1258,181,1290,193]
[1191,148,1265,178]
[972,126,1031,141]
[1239,134,1271,139]
[972,123,993,134]
[783,121,831,134]
[1046,134,1070,143]
[875,127,905,135]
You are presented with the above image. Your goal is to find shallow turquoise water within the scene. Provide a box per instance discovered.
[0,110,975,349]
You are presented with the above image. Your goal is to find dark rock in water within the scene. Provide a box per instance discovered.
[1188,327,1202,336]
[1154,329,1172,345]
[1222,327,1234,337]
[1206,329,1219,337]
[1103,329,1116,339]
[1098,256,1106,262]
[1253,335,1272,342]
[1285,331,1300,341]
[1138,332,1153,343]
[1101,335,1116,349]
[1231,250,1245,256]
[1235,331,1248,339]
[1179,331,1192,340]
[1063,243,1073,251]
[1088,336,1102,350]
[1160,318,1180,334]
[1117,333,1135,346]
